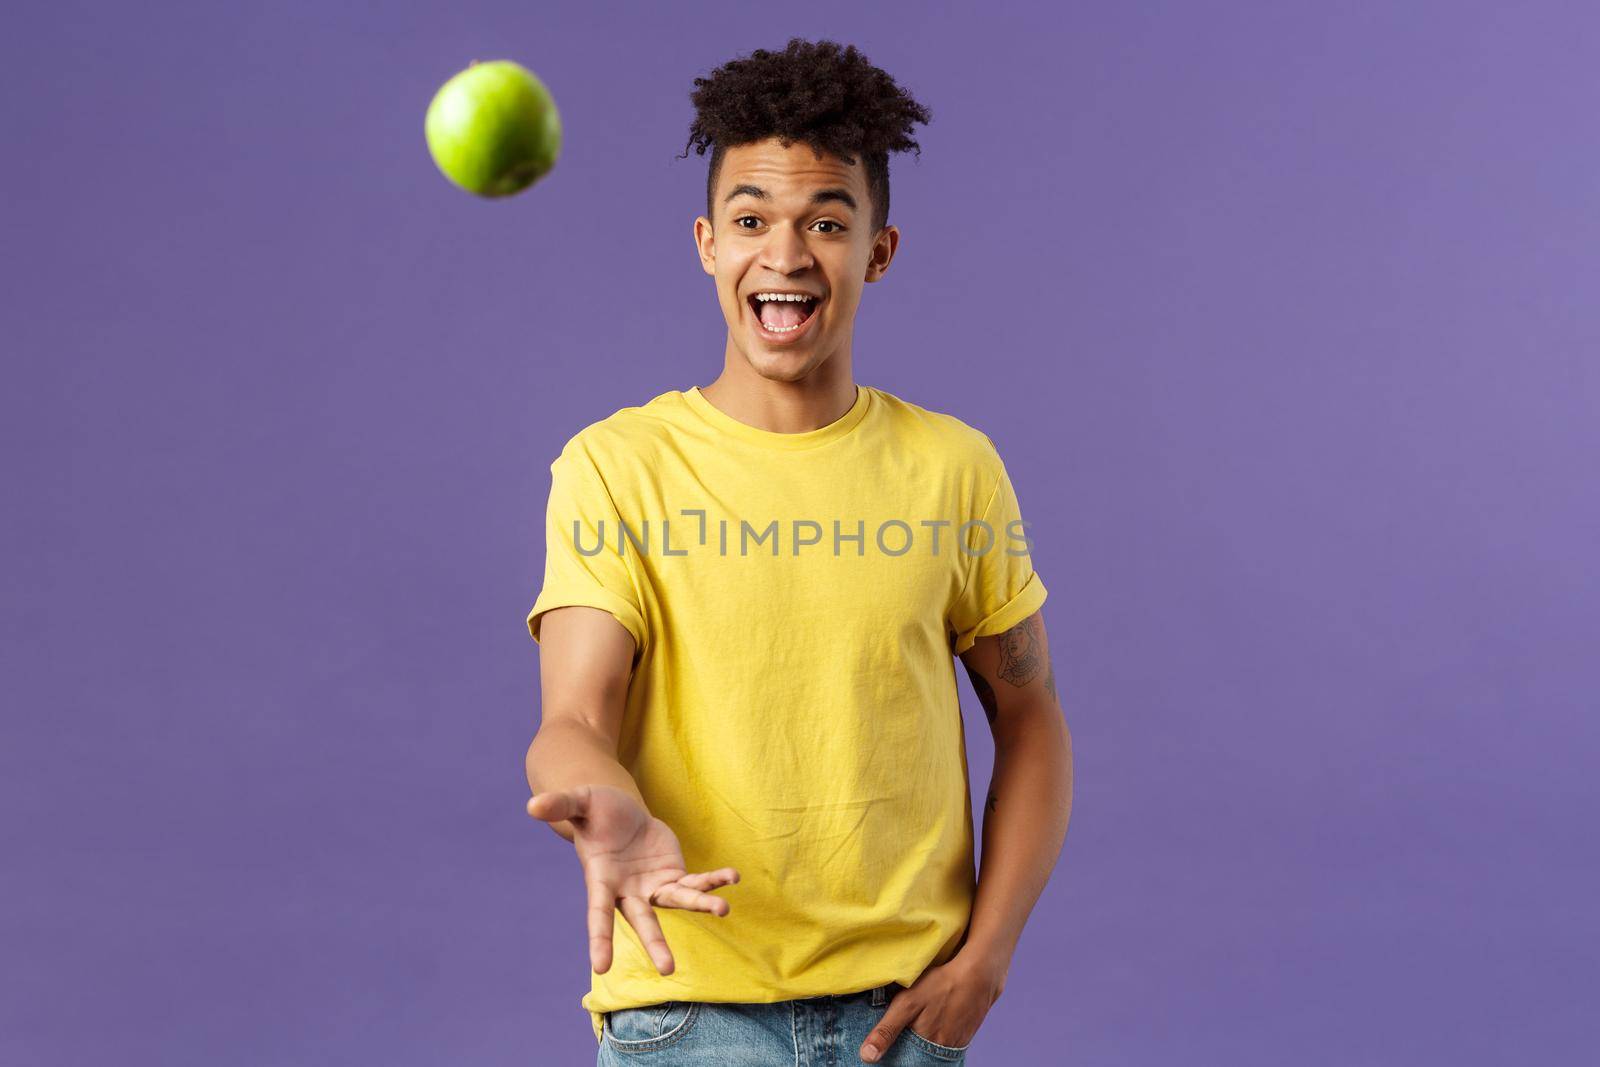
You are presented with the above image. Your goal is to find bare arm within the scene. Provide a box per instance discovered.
[955,609,1074,982]
[857,609,1073,1062]
[524,605,644,843]
[523,605,740,975]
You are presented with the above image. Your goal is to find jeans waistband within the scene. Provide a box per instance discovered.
[794,981,898,1008]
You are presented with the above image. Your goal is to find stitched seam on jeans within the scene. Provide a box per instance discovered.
[907,1027,969,1058]
[605,1002,699,1052]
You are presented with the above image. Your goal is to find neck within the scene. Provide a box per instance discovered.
[699,345,857,434]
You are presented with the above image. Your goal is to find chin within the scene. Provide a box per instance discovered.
[745,348,827,383]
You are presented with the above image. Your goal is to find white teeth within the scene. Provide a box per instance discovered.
[752,292,815,334]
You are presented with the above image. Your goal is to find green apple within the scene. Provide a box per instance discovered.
[425,60,562,197]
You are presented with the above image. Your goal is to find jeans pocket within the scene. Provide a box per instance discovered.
[603,1001,702,1054]
[903,1024,970,1061]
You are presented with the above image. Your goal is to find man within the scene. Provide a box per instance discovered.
[524,38,1073,1065]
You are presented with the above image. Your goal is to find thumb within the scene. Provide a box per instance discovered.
[526,786,591,824]
[861,991,917,1063]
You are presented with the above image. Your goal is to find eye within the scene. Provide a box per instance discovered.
[731,216,843,233]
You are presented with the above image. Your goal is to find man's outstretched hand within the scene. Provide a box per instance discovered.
[526,784,740,976]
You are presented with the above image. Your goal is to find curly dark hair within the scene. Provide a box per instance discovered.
[680,38,932,234]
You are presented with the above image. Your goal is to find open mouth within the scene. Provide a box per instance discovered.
[747,291,821,341]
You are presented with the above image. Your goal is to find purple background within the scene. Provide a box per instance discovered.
[4,1,1597,1063]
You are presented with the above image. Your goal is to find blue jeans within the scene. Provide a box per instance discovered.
[596,981,971,1065]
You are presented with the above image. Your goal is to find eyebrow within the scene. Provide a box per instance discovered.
[723,184,858,212]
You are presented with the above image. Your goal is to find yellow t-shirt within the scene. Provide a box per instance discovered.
[525,383,1048,1044]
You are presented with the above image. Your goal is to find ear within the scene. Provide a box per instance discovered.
[693,215,716,277]
[864,224,900,283]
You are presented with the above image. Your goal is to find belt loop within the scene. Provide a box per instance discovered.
[871,983,888,1008]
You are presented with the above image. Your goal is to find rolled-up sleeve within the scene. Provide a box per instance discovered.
[947,445,1048,655]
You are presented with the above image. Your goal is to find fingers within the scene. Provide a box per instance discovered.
[618,896,675,976]
[677,867,740,891]
[861,991,916,1064]
[646,883,729,921]
[526,785,591,824]
[651,868,739,915]
[586,874,615,974]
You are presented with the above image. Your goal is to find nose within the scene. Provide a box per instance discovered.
[758,222,815,276]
